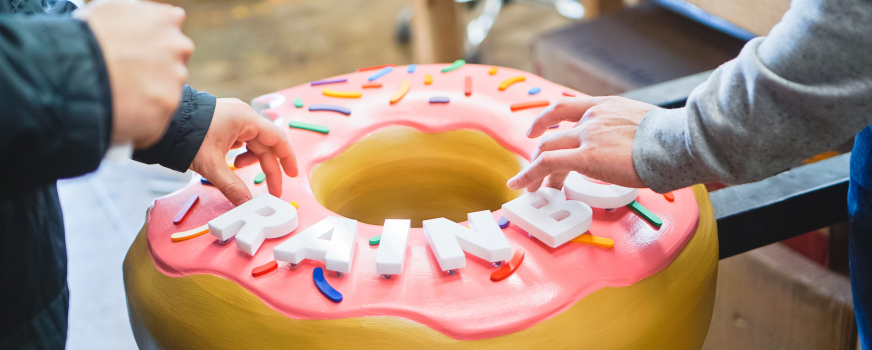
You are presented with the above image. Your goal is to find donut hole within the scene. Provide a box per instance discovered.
[310,127,523,228]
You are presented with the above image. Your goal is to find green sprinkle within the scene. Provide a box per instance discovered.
[441,59,466,73]
[369,235,381,245]
[293,98,304,108]
[288,120,329,134]
[254,172,266,184]
[627,200,663,227]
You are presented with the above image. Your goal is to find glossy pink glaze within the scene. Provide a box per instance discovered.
[146,64,700,340]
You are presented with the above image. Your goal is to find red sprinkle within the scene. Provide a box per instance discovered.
[563,91,576,97]
[464,76,472,97]
[252,260,279,277]
[362,82,382,89]
[491,249,525,282]
[663,192,675,202]
[357,64,395,72]
[510,100,550,112]
[173,194,199,225]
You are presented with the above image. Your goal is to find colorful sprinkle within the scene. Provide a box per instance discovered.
[464,76,472,97]
[424,74,433,85]
[251,260,278,277]
[313,267,343,303]
[549,125,559,129]
[441,59,465,73]
[288,120,330,134]
[310,78,347,86]
[528,87,541,95]
[407,64,417,73]
[322,89,362,98]
[228,163,236,170]
[173,194,199,225]
[200,177,212,186]
[369,235,381,245]
[663,192,675,202]
[170,224,209,242]
[293,98,304,108]
[357,64,394,72]
[489,67,498,75]
[510,100,550,112]
[429,96,450,104]
[563,91,576,97]
[362,82,382,89]
[491,249,524,282]
[254,172,266,184]
[290,201,299,209]
[368,66,393,81]
[390,80,411,104]
[498,216,510,229]
[308,104,351,115]
[628,200,663,227]
[571,233,615,248]
[499,76,526,91]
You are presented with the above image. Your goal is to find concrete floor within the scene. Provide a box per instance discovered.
[62,1,572,348]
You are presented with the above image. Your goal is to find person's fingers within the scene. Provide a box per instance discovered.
[527,96,601,138]
[546,171,570,190]
[507,149,579,190]
[231,141,244,149]
[530,129,582,162]
[250,117,298,177]
[258,148,284,198]
[234,150,259,168]
[201,153,252,206]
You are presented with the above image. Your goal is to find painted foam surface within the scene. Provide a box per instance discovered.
[146,64,700,340]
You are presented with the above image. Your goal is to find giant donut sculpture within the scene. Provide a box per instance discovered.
[123,63,718,349]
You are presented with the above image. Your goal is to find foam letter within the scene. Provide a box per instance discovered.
[563,172,639,209]
[273,217,359,273]
[375,219,411,275]
[208,193,298,255]
[422,210,512,271]
[502,188,593,248]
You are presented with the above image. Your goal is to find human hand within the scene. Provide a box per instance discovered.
[507,96,656,192]
[76,0,194,148]
[190,99,298,206]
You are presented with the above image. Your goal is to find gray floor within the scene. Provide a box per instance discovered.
[59,160,192,350]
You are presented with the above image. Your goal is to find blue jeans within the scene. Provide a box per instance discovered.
[850,126,872,346]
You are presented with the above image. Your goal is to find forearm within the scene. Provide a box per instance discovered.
[633,0,872,193]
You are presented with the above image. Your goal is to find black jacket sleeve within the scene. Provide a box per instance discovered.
[0,15,113,188]
[132,85,215,172]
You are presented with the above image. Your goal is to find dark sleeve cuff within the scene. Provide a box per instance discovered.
[133,85,216,172]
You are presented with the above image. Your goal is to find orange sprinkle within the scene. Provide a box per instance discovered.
[491,249,525,282]
[424,74,433,85]
[252,260,278,277]
[362,82,382,89]
[390,80,411,104]
[563,91,576,97]
[663,192,675,202]
[357,64,394,72]
[499,76,526,91]
[488,67,498,75]
[170,224,209,242]
[510,100,549,112]
[571,233,615,248]
[464,76,472,97]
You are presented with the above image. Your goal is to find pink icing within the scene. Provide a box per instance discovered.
[146,64,700,340]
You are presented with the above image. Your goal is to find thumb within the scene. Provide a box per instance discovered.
[200,154,252,206]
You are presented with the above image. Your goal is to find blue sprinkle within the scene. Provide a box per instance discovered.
[429,96,450,104]
[549,125,559,129]
[309,104,351,115]
[368,66,394,81]
[200,177,212,186]
[498,216,510,229]
[407,64,417,73]
[528,87,541,95]
[313,267,343,303]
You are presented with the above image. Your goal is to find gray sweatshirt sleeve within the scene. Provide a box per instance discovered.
[632,0,872,193]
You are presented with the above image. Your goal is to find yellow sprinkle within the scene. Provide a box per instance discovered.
[290,201,299,209]
[171,224,209,242]
[228,163,236,170]
[424,74,433,85]
[499,76,526,91]
[322,88,362,98]
[489,67,498,75]
[390,80,411,104]
[571,234,614,248]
